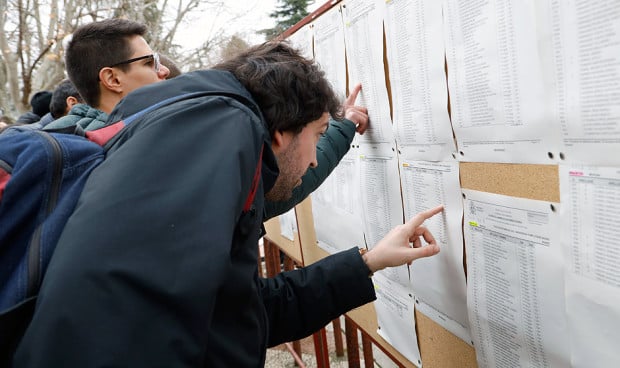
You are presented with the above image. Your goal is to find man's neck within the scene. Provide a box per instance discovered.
[96,102,115,115]
[97,91,123,115]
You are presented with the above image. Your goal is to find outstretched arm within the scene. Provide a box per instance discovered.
[262,206,444,345]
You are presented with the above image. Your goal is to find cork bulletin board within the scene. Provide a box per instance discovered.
[263,0,580,367]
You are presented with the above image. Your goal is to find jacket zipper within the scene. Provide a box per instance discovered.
[26,131,64,297]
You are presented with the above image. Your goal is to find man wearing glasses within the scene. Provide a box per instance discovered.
[71,19,169,114]
[43,19,169,132]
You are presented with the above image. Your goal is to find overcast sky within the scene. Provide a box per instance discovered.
[177,0,323,50]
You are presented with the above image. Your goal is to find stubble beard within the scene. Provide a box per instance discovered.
[265,143,302,202]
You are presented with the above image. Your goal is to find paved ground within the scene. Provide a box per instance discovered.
[265,333,351,368]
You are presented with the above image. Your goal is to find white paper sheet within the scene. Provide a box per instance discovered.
[373,272,423,368]
[342,0,395,144]
[384,0,456,161]
[278,208,297,241]
[287,23,314,60]
[443,0,558,164]
[359,143,406,286]
[311,148,365,254]
[312,4,347,100]
[560,165,620,366]
[400,159,471,344]
[463,190,569,368]
[541,0,620,165]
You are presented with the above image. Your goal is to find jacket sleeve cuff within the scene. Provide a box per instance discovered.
[339,118,357,141]
[318,247,377,313]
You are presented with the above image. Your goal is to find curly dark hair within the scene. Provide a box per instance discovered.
[65,18,147,108]
[212,41,344,135]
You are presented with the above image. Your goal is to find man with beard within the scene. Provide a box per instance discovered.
[15,41,443,367]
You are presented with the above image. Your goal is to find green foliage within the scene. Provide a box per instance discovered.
[260,0,314,39]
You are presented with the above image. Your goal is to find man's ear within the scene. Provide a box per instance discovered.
[64,96,79,115]
[271,129,291,155]
[66,96,79,109]
[98,67,123,94]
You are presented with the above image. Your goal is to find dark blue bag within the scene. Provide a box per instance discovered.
[0,94,208,355]
[0,128,105,359]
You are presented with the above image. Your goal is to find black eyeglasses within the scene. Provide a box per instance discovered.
[109,52,161,73]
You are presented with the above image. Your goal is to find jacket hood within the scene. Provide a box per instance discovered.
[43,104,108,132]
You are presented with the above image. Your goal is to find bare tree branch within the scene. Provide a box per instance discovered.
[0,0,265,117]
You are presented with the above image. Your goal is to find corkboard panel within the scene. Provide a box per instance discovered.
[294,197,478,368]
[415,310,477,368]
[294,197,328,266]
[263,217,303,264]
[460,162,560,202]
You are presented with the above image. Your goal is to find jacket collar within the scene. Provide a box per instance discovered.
[261,143,279,195]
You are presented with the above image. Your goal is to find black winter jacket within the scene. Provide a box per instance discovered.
[15,70,375,367]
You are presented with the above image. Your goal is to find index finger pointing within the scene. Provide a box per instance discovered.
[406,205,444,228]
[345,83,362,106]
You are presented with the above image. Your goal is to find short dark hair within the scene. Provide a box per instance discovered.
[50,79,83,118]
[30,91,52,117]
[212,41,343,136]
[65,18,147,107]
